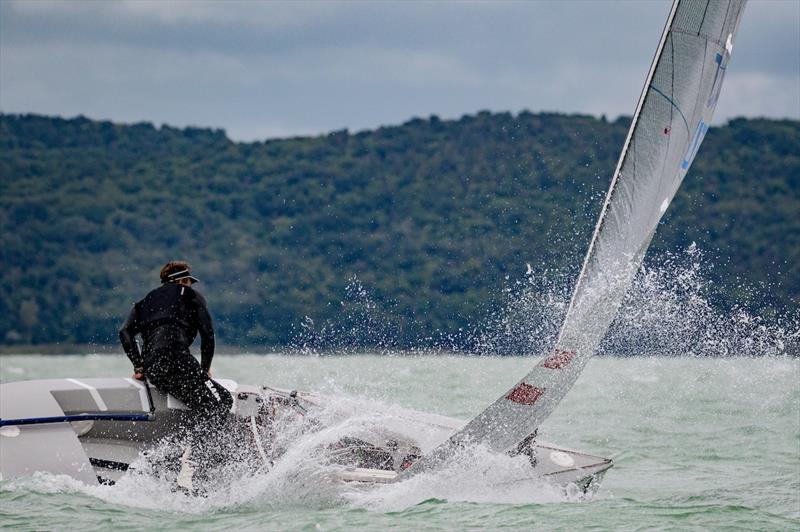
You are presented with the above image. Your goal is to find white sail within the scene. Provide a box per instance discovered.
[408,0,746,474]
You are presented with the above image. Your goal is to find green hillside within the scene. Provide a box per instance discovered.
[1,112,797,351]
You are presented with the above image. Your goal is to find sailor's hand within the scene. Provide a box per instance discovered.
[206,369,213,378]
[133,370,145,381]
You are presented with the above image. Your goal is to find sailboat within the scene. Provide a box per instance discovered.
[0,0,746,493]
[0,378,612,491]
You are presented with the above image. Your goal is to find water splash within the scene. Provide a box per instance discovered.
[286,244,796,358]
[603,245,797,357]
[477,244,798,358]
[474,267,571,356]
[342,444,579,512]
[291,275,401,355]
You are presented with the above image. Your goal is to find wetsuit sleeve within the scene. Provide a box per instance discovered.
[194,292,215,373]
[119,306,143,369]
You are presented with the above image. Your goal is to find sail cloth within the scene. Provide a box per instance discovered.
[407,0,746,475]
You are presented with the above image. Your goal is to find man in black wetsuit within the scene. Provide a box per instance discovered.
[119,261,232,422]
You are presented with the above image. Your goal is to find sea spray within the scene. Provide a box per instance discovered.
[288,245,796,358]
[291,275,402,355]
[603,245,797,358]
[476,244,798,358]
[342,443,573,512]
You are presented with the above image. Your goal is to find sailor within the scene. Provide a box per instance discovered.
[118,261,233,423]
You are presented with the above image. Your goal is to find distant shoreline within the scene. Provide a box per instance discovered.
[0,344,117,355]
[2,113,796,350]
[0,344,277,356]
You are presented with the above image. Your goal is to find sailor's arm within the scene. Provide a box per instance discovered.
[195,292,216,374]
[119,306,144,372]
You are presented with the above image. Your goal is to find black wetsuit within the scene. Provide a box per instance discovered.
[119,283,232,420]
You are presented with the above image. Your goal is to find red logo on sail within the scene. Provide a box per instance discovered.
[505,383,545,406]
[542,349,575,369]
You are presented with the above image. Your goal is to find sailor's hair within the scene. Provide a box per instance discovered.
[160,261,192,284]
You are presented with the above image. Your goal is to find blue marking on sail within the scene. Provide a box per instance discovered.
[682,120,709,169]
[707,53,728,107]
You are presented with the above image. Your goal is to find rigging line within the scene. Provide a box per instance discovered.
[648,85,690,136]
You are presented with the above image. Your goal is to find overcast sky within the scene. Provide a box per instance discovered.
[1,0,797,141]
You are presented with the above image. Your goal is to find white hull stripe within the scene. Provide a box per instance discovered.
[66,379,108,411]
[167,394,186,410]
[125,378,150,412]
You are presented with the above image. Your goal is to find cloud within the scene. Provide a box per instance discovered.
[1,0,797,141]
[716,71,800,120]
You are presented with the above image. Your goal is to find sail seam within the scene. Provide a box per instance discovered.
[698,1,710,36]
[672,27,724,46]
[718,0,733,45]
[648,85,690,135]
[689,38,710,140]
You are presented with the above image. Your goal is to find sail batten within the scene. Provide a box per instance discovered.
[405,0,746,476]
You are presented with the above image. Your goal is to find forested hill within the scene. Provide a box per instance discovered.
[1,112,797,351]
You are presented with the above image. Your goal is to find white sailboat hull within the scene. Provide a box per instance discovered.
[0,378,611,494]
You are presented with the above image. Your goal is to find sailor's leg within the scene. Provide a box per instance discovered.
[146,349,230,419]
[164,356,237,477]
[146,352,235,483]
[169,355,233,422]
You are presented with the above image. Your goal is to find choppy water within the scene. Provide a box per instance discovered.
[1,354,798,530]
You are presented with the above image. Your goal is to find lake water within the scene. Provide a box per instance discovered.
[1,354,798,530]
